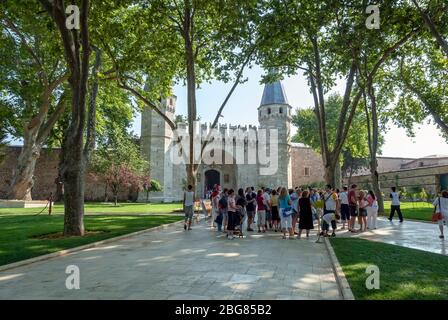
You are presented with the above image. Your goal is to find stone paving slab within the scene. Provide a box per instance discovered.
[0,218,340,300]
[339,217,447,255]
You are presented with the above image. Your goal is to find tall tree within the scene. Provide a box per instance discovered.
[39,0,94,236]
[258,0,421,186]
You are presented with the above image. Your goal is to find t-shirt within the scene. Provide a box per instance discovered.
[246,193,255,211]
[324,192,338,211]
[271,195,279,207]
[433,197,448,216]
[263,192,271,209]
[236,195,247,208]
[339,191,349,205]
[256,195,266,210]
[348,189,357,206]
[184,191,194,206]
[390,192,400,206]
[279,195,291,209]
[228,196,237,212]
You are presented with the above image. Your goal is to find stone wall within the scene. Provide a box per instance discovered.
[0,146,135,201]
[290,145,325,187]
[350,165,448,194]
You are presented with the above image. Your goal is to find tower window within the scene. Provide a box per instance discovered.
[279,107,283,114]
[304,167,311,177]
[268,108,271,115]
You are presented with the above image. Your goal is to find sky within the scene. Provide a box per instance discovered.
[132,64,448,159]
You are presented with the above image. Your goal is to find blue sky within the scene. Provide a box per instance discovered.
[132,64,448,159]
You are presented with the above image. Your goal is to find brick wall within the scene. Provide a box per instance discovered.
[349,165,448,194]
[0,146,136,201]
[290,145,325,188]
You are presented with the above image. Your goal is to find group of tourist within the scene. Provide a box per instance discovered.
[183,183,448,240]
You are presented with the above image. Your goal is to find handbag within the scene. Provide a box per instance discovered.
[282,206,292,217]
[432,197,443,222]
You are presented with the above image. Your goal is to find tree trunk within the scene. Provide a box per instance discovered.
[370,162,384,214]
[8,138,40,200]
[114,194,118,207]
[62,142,85,236]
[184,4,198,193]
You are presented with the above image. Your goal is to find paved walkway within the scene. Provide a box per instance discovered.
[0,218,341,300]
[339,217,447,255]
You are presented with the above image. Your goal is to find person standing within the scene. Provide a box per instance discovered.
[183,185,195,231]
[358,191,368,232]
[366,190,378,230]
[290,189,300,235]
[210,187,219,228]
[322,185,338,237]
[270,189,280,232]
[236,188,247,234]
[263,188,272,230]
[226,189,237,240]
[245,187,256,232]
[220,188,229,232]
[339,186,350,230]
[389,187,403,222]
[279,187,293,239]
[298,190,314,239]
[256,190,267,233]
[348,184,358,232]
[433,190,448,239]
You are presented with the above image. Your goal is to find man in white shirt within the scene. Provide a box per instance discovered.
[433,190,448,239]
[184,185,195,231]
[339,186,350,229]
[388,187,403,223]
[263,188,272,229]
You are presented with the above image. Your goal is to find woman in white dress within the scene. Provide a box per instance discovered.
[433,190,448,239]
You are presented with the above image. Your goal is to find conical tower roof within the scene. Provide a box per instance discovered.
[259,80,289,107]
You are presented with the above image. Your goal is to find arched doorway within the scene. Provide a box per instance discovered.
[204,169,220,193]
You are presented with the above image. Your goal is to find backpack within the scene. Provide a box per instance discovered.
[219,196,228,209]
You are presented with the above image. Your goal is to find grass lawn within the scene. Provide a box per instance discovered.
[0,202,182,216]
[382,201,434,222]
[330,238,448,300]
[0,214,183,266]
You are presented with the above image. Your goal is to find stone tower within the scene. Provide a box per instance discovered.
[257,79,292,188]
[139,96,177,202]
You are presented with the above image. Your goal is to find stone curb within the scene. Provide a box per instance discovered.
[324,237,355,300]
[0,219,187,273]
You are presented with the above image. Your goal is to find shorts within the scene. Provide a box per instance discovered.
[265,210,272,221]
[359,208,367,217]
[340,204,350,221]
[438,214,448,227]
[247,211,255,219]
[184,205,194,221]
[322,212,336,231]
[257,210,266,226]
[349,206,358,217]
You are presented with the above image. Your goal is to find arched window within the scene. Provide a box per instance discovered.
[268,108,271,115]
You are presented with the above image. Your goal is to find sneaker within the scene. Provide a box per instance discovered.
[188,227,192,230]
[331,233,336,237]
[439,235,445,239]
